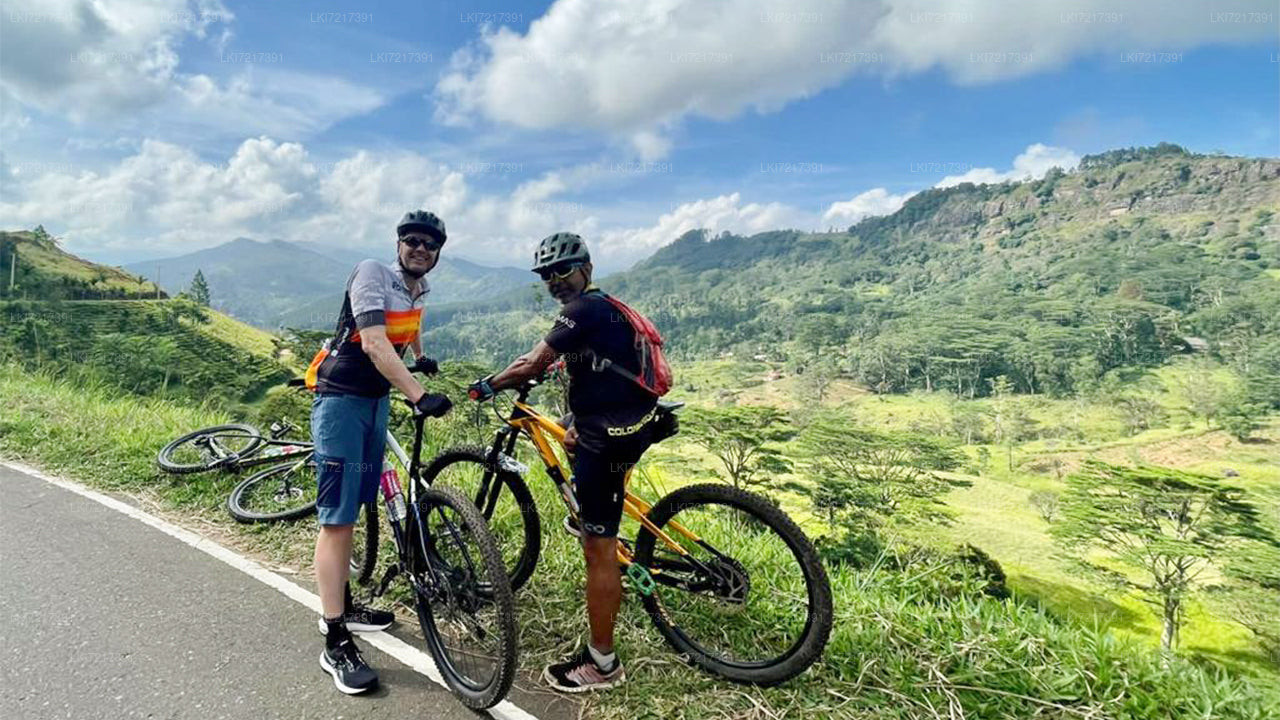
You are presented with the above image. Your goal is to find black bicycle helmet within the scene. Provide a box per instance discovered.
[532,232,590,272]
[397,210,446,243]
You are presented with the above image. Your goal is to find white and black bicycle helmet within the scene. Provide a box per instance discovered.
[532,232,590,272]
[397,210,446,243]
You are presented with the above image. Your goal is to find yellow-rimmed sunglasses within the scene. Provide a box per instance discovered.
[537,263,583,282]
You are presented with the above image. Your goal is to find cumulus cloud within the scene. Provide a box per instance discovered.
[0,0,230,117]
[0,137,595,263]
[0,139,1077,268]
[0,0,383,139]
[822,187,915,226]
[597,193,817,267]
[936,143,1080,188]
[436,0,1275,155]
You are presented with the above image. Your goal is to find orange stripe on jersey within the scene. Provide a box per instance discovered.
[350,308,423,345]
[385,308,422,345]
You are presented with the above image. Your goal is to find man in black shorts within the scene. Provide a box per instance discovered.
[468,232,656,692]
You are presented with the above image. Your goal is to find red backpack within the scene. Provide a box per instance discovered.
[588,290,673,396]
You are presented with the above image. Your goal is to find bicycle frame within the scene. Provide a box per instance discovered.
[480,387,703,572]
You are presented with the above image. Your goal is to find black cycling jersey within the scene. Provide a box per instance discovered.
[544,288,656,449]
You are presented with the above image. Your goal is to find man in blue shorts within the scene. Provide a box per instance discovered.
[469,232,656,692]
[309,210,453,694]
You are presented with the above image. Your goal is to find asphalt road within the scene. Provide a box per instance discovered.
[0,464,573,720]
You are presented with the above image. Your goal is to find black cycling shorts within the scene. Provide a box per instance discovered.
[571,432,651,538]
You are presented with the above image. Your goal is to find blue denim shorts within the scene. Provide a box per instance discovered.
[310,393,389,526]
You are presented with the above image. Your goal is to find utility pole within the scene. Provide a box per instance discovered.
[156,262,161,299]
[8,246,15,294]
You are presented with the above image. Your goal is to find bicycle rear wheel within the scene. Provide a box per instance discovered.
[632,483,833,686]
[226,459,319,523]
[349,501,379,585]
[158,424,263,474]
[409,486,517,710]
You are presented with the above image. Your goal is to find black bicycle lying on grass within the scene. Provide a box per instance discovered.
[157,415,329,523]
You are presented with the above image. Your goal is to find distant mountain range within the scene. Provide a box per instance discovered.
[124,238,530,328]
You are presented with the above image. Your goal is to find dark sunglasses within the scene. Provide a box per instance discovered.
[400,235,444,251]
[538,263,582,282]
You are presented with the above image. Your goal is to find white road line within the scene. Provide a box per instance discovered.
[2,460,541,720]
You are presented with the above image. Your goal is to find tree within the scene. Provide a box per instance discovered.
[1218,392,1263,442]
[796,419,963,526]
[1178,363,1226,428]
[1028,490,1060,523]
[985,376,1036,471]
[1052,461,1270,650]
[1113,393,1168,436]
[796,356,839,404]
[683,405,795,492]
[188,270,211,306]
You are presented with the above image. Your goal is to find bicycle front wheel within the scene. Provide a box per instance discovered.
[158,424,263,474]
[633,483,833,686]
[226,459,318,523]
[421,446,541,592]
[409,486,517,710]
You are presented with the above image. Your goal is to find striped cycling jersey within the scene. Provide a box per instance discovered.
[314,259,427,397]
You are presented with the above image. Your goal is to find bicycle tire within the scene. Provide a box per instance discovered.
[226,459,318,523]
[420,446,541,592]
[349,501,379,585]
[158,424,263,474]
[633,483,833,686]
[411,486,517,710]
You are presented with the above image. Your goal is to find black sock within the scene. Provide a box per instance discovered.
[343,582,354,612]
[325,617,351,649]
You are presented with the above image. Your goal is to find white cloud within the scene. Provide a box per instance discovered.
[0,138,596,265]
[936,143,1080,188]
[0,1,383,140]
[822,187,915,226]
[0,0,231,117]
[598,193,816,267]
[0,139,1078,269]
[436,0,1275,155]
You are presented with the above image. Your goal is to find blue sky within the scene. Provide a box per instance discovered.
[0,0,1276,272]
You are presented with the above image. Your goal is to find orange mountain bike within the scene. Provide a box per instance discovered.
[420,375,833,685]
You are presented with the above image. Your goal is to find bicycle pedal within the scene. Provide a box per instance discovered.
[626,563,656,597]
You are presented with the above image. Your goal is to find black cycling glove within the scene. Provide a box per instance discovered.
[413,392,453,418]
[410,357,439,375]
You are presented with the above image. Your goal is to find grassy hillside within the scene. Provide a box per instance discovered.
[0,229,162,300]
[0,298,293,407]
[652,355,1280,681]
[2,363,1277,719]
[427,145,1280,404]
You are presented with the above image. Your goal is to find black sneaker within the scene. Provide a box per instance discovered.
[317,603,395,634]
[319,638,378,695]
[543,646,625,693]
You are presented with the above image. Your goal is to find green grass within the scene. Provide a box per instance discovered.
[3,363,1278,718]
[664,356,1280,686]
[0,230,160,299]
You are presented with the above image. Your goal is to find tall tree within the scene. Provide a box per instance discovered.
[1052,461,1270,650]
[188,269,211,306]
